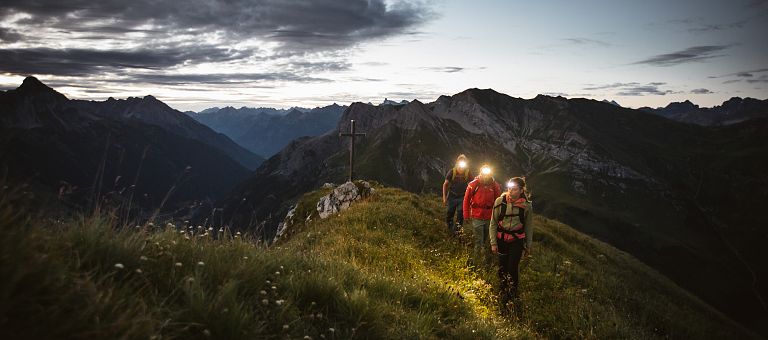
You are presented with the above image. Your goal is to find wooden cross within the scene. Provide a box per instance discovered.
[339,119,366,182]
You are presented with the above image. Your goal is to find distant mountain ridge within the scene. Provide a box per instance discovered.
[0,77,261,212]
[215,88,768,335]
[192,104,346,157]
[640,97,768,126]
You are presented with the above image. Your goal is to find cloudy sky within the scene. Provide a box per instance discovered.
[1,0,766,110]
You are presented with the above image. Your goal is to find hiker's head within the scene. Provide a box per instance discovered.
[506,177,528,199]
[456,154,467,169]
[479,165,492,181]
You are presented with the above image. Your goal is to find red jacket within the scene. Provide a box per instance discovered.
[463,177,501,220]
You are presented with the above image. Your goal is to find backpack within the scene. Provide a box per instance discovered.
[494,194,526,241]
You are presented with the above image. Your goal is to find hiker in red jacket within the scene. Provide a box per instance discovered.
[463,165,500,266]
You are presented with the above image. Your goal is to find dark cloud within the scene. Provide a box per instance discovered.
[583,82,674,96]
[0,27,23,42]
[563,38,611,47]
[616,85,673,96]
[738,72,754,77]
[0,0,434,52]
[691,88,713,94]
[0,47,254,76]
[118,72,330,86]
[633,45,730,66]
[747,75,768,83]
[583,82,640,91]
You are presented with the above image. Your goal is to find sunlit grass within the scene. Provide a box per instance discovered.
[0,185,751,339]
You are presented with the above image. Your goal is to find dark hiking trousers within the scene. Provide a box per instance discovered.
[497,238,525,313]
[445,196,464,233]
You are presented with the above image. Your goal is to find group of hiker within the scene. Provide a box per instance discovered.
[441,154,532,317]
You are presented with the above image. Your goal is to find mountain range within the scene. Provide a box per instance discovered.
[0,77,263,214]
[215,89,768,335]
[4,77,767,335]
[640,97,768,126]
[191,104,346,157]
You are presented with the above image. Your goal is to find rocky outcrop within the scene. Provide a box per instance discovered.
[316,181,374,219]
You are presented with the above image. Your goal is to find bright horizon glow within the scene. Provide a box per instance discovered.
[0,0,766,111]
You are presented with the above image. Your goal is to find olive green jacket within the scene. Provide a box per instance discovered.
[489,195,533,248]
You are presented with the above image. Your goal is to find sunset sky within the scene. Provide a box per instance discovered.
[1,0,766,111]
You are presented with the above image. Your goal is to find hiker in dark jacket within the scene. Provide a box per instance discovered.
[463,165,501,266]
[490,177,533,316]
[442,154,472,236]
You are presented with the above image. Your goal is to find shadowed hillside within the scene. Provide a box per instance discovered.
[0,184,753,339]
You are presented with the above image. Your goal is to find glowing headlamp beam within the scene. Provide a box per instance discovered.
[458,160,467,168]
[481,166,492,175]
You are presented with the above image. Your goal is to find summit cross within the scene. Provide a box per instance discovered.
[339,119,366,182]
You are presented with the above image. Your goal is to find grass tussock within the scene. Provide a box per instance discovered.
[0,185,753,339]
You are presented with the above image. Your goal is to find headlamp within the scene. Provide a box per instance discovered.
[458,160,467,169]
[506,181,516,189]
[481,166,492,175]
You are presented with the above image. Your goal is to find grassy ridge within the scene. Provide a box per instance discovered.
[0,186,752,339]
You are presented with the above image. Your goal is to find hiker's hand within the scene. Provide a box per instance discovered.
[491,245,498,255]
[442,197,447,206]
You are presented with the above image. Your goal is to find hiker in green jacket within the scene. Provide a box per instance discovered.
[490,177,533,317]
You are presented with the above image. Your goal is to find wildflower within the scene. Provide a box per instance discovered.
[187,277,195,283]
[316,312,323,318]
[114,263,124,270]
[275,299,285,306]
[135,225,141,229]
[328,328,335,333]
[221,308,229,313]
[262,299,269,306]
[304,336,311,340]
[175,262,183,267]
[310,301,316,307]
[271,286,277,290]
[236,231,242,236]
[197,261,205,266]
[148,222,155,227]
[563,260,572,266]
[180,230,186,234]
[282,324,289,331]
[260,290,267,295]
[243,256,248,260]
[203,329,211,337]
[208,227,213,231]
[218,228,224,232]
[135,269,143,274]
[266,280,271,284]
[167,223,174,228]
[140,256,148,261]
[581,289,588,294]
[197,225,202,229]
[275,271,281,275]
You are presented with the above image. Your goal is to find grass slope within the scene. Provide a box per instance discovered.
[0,185,752,339]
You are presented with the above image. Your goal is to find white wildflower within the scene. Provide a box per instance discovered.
[197,261,205,266]
[140,256,148,261]
[262,299,269,306]
[275,299,285,306]
[260,290,267,295]
[135,268,143,274]
[175,262,183,267]
[114,263,124,269]
[282,324,289,331]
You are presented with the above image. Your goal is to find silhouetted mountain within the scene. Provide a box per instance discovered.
[193,104,346,157]
[601,99,621,107]
[215,89,768,335]
[640,97,768,126]
[0,77,258,215]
